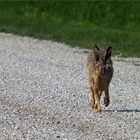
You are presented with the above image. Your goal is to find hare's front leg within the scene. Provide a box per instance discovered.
[104,88,110,107]
[94,89,102,112]
[88,86,95,108]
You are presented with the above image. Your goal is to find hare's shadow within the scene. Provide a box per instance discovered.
[105,109,140,113]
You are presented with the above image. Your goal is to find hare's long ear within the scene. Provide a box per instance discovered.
[105,46,112,63]
[93,44,99,61]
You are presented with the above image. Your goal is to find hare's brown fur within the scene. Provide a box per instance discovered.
[87,45,113,112]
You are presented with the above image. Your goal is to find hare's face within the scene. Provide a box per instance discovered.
[95,62,106,80]
[93,45,112,80]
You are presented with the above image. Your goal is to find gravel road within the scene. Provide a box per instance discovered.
[0,33,140,140]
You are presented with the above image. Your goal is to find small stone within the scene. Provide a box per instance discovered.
[57,135,60,138]
[57,121,60,124]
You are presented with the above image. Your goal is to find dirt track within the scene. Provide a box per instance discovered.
[0,33,140,140]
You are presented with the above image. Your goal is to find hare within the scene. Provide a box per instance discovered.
[87,45,113,112]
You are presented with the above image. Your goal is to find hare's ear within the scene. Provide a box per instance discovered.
[105,46,112,63]
[93,44,99,61]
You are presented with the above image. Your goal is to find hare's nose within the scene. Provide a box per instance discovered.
[97,76,101,80]
[101,69,105,75]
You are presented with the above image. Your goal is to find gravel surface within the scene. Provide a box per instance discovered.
[0,33,140,140]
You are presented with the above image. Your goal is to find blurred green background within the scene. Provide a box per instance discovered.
[0,1,140,57]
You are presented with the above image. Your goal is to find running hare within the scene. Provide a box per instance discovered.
[87,45,113,112]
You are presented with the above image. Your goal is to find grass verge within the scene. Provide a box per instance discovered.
[0,1,140,57]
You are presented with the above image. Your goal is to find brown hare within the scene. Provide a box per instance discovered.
[87,45,113,112]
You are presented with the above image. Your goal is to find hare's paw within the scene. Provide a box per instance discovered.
[104,97,110,107]
[89,98,95,108]
[94,107,102,112]
[94,103,102,112]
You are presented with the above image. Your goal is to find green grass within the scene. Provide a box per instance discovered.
[0,1,140,57]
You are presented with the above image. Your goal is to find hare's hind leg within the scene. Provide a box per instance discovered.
[104,88,110,107]
[88,86,95,108]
